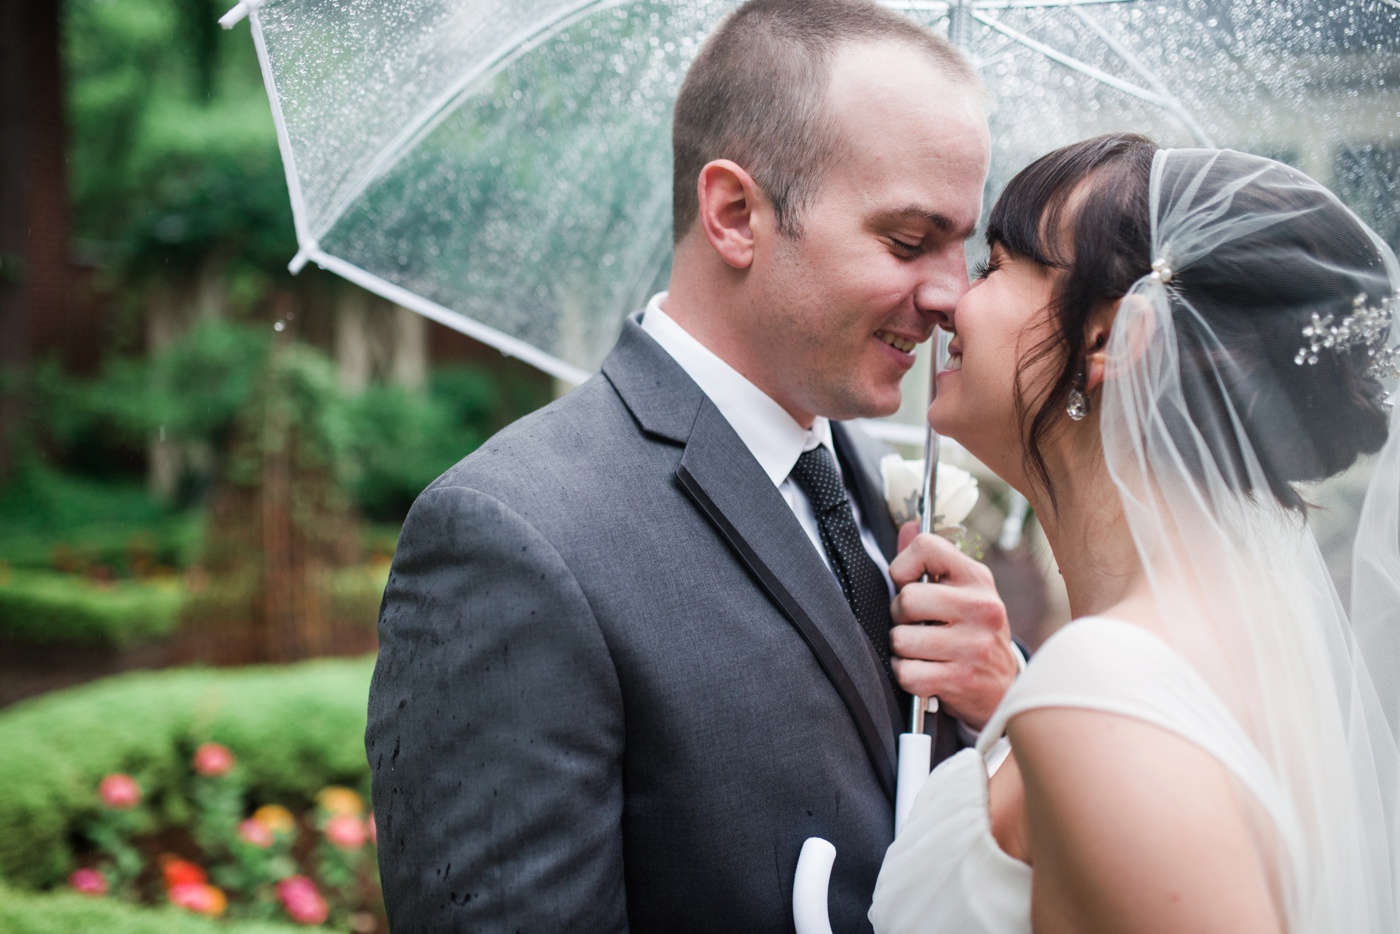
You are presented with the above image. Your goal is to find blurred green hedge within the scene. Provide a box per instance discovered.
[0,569,183,647]
[0,657,373,889]
[0,884,310,934]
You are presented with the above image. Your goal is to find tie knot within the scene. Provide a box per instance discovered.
[789,446,848,513]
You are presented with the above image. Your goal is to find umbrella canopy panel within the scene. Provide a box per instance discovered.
[236,0,1400,404]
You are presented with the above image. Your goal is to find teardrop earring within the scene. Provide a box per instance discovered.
[1066,375,1091,421]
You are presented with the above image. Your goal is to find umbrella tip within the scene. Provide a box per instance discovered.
[219,0,260,29]
[289,242,318,275]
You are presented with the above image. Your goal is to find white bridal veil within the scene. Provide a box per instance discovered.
[1101,148,1400,931]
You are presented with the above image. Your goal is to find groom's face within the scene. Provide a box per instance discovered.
[749,42,989,423]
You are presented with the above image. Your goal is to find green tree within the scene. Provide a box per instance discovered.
[65,0,293,285]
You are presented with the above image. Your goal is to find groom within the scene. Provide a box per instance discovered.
[367,1,1016,931]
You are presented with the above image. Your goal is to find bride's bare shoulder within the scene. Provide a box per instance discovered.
[1006,708,1282,934]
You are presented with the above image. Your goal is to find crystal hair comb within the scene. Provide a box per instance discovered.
[1295,292,1400,381]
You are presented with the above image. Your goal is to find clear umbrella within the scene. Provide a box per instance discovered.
[219,0,1400,442]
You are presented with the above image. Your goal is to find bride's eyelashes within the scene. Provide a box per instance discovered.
[972,258,1001,279]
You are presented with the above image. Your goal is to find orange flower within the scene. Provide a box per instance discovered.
[169,882,227,917]
[251,804,297,836]
[161,856,207,890]
[316,786,364,817]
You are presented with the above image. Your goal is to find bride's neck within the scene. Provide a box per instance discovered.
[1027,448,1151,623]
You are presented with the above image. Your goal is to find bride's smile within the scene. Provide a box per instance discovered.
[929,242,1059,482]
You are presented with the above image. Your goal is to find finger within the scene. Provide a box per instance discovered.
[889,532,991,589]
[891,656,955,701]
[892,641,1018,730]
[897,519,920,552]
[890,580,1006,632]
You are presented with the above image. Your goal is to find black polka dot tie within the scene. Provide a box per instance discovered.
[789,446,896,691]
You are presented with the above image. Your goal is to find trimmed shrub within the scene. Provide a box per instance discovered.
[0,569,183,647]
[0,884,309,934]
[0,466,202,573]
[0,657,373,888]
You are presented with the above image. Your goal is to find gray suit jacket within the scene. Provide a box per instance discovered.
[367,318,965,932]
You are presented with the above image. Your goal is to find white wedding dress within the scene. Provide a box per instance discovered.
[868,616,1304,934]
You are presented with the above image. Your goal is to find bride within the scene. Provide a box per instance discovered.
[871,135,1400,932]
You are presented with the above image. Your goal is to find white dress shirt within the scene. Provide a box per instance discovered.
[641,292,895,597]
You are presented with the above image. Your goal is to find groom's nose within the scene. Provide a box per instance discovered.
[914,243,971,328]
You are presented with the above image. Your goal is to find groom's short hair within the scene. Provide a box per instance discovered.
[672,0,978,242]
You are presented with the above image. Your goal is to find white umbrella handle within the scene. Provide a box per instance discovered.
[895,730,933,836]
[793,837,837,934]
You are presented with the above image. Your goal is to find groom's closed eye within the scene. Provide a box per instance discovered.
[890,237,924,257]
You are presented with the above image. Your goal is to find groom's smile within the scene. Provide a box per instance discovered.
[876,330,921,355]
[746,40,989,426]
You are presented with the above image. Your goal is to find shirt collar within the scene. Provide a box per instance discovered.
[641,292,835,487]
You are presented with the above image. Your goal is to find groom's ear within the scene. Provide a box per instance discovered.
[697,159,765,269]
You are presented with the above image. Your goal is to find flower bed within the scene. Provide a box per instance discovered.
[0,883,311,934]
[60,747,380,928]
[0,658,374,890]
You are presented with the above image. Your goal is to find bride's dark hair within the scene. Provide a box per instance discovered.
[990,132,1391,513]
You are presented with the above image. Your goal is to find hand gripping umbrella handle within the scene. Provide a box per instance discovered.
[895,330,948,835]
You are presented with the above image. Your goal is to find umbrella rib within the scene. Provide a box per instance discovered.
[1070,6,1216,146]
[972,10,1170,108]
[980,0,1137,8]
[305,247,593,386]
[889,0,1136,9]
[309,0,634,245]
[246,10,314,257]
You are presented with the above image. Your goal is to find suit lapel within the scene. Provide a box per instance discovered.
[676,402,899,801]
[605,317,902,797]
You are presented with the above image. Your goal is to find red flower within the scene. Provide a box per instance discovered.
[366,813,377,846]
[238,818,274,848]
[324,813,367,850]
[169,882,227,917]
[98,774,141,809]
[68,867,107,896]
[277,875,330,925]
[161,857,207,890]
[192,742,235,777]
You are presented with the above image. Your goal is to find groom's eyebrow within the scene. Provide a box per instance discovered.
[876,206,976,239]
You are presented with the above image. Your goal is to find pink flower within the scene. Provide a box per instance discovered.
[366,813,376,845]
[192,742,235,777]
[68,867,107,896]
[277,875,330,925]
[168,882,227,917]
[324,813,367,850]
[98,773,141,809]
[238,818,274,848]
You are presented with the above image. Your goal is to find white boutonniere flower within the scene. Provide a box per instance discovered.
[879,455,979,531]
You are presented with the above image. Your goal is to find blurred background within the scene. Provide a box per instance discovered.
[0,0,1396,931]
[1,1,552,929]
